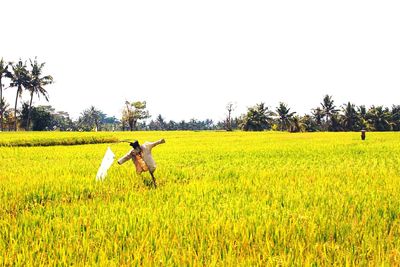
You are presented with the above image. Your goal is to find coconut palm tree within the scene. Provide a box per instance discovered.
[0,58,11,131]
[341,102,360,131]
[26,58,53,130]
[366,106,392,131]
[241,103,275,131]
[276,102,296,131]
[289,115,305,132]
[390,105,400,131]
[78,106,104,131]
[9,60,29,131]
[311,107,324,130]
[320,95,339,130]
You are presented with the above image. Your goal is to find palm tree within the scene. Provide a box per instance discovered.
[320,95,339,130]
[341,102,360,131]
[289,115,305,132]
[302,114,318,132]
[9,60,29,131]
[0,58,11,131]
[155,114,166,130]
[390,105,400,131]
[26,58,53,130]
[78,106,104,131]
[276,102,296,131]
[241,103,275,131]
[366,106,392,131]
[311,107,324,129]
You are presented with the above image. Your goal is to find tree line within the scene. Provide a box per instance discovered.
[236,96,400,132]
[1,57,399,132]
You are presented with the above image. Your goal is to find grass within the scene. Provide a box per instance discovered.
[0,132,118,147]
[1,131,400,265]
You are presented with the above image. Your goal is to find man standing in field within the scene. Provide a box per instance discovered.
[118,139,165,188]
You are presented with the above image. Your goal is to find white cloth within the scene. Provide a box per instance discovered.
[96,147,115,180]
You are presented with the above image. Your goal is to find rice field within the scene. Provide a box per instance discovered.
[1,131,400,266]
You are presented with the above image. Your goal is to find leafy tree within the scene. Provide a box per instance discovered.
[19,102,30,129]
[341,102,360,131]
[9,60,29,130]
[78,106,104,131]
[166,120,178,130]
[320,95,339,130]
[53,111,75,131]
[26,58,53,130]
[122,101,150,131]
[18,104,58,131]
[0,58,11,131]
[311,107,324,129]
[367,106,392,131]
[302,114,318,132]
[101,116,120,131]
[390,105,400,131]
[0,97,9,131]
[357,105,369,130]
[289,115,305,132]
[276,102,296,131]
[329,113,343,132]
[3,107,14,131]
[155,114,166,130]
[241,103,274,131]
[31,106,54,131]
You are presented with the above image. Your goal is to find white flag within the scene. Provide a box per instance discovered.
[96,147,115,181]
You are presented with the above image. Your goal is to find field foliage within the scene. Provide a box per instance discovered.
[0,132,118,147]
[1,131,400,265]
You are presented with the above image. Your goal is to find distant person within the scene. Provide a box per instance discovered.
[118,139,165,188]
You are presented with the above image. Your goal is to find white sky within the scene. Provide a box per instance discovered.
[1,0,400,122]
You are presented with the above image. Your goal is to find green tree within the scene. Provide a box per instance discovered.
[311,107,324,130]
[122,101,150,131]
[357,105,369,130]
[289,115,305,132]
[101,116,120,131]
[155,114,166,130]
[53,111,75,131]
[19,102,30,129]
[26,58,53,130]
[0,58,11,131]
[366,106,392,131]
[320,95,339,130]
[9,60,29,131]
[0,97,9,131]
[341,102,360,131]
[241,103,274,131]
[31,106,54,131]
[390,105,400,131]
[167,120,178,130]
[302,114,318,132]
[78,106,104,131]
[329,113,343,132]
[276,102,296,131]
